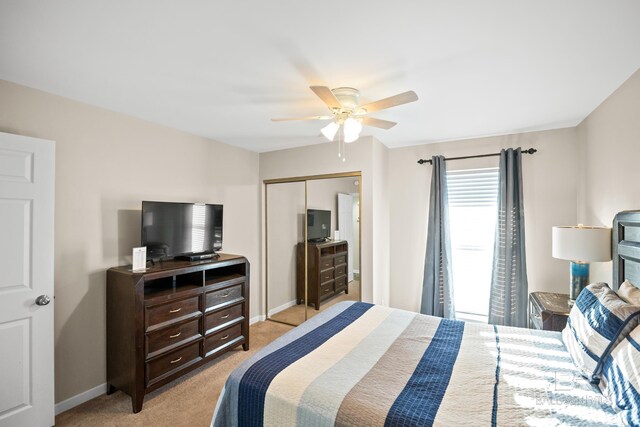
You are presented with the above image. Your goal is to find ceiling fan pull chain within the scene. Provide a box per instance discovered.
[342,139,347,162]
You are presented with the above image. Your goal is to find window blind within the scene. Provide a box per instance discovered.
[447,167,499,321]
[447,168,499,207]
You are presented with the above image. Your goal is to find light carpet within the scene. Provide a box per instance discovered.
[269,280,360,325]
[55,321,293,427]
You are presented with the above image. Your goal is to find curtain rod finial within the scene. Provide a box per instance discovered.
[524,148,537,154]
[417,159,431,165]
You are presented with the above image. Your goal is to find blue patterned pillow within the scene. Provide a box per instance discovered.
[598,325,640,426]
[561,282,640,382]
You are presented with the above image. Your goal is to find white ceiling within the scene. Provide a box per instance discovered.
[1,1,639,152]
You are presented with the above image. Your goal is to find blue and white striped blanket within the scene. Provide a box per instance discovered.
[212,302,620,426]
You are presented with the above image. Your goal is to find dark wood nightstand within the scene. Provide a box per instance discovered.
[529,292,571,331]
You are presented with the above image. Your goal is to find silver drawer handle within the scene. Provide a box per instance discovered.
[169,332,182,338]
[220,292,230,298]
[533,313,541,319]
[324,288,330,293]
[170,356,182,364]
[169,307,182,313]
[220,334,229,340]
[220,314,230,319]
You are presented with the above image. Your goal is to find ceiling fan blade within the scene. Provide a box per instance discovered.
[271,115,333,122]
[310,86,342,110]
[361,117,397,130]
[359,91,418,113]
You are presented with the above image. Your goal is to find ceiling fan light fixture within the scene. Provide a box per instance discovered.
[273,86,418,160]
[321,121,340,141]
[343,117,362,143]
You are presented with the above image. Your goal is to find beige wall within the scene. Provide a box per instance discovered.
[265,182,305,317]
[0,80,260,403]
[388,128,579,312]
[576,68,640,284]
[372,141,390,306]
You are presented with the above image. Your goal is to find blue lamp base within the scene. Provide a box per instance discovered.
[569,261,590,302]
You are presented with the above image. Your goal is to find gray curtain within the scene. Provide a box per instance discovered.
[421,156,455,318]
[488,148,529,327]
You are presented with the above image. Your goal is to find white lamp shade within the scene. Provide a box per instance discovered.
[321,122,339,141]
[552,226,612,262]
[343,118,362,143]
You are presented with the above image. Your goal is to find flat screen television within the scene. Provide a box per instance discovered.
[307,209,331,242]
[141,201,223,260]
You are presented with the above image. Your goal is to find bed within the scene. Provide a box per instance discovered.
[212,211,640,426]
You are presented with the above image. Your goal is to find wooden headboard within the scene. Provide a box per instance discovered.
[613,210,640,290]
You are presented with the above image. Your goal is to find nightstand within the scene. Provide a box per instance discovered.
[529,292,571,331]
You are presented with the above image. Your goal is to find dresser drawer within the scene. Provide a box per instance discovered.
[529,297,543,330]
[205,323,242,355]
[528,292,570,331]
[319,282,333,298]
[334,254,347,266]
[320,269,334,283]
[146,318,201,358]
[146,341,201,385]
[319,257,333,270]
[334,275,347,291]
[205,284,243,311]
[529,312,543,330]
[145,296,200,330]
[335,264,346,278]
[205,303,243,334]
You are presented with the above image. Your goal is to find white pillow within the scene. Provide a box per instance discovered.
[561,282,640,382]
[618,280,640,305]
[598,324,640,426]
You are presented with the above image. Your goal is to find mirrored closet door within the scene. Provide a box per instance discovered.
[265,181,306,326]
[306,177,361,313]
[265,173,362,327]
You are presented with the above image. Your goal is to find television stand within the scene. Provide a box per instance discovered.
[175,251,220,261]
[308,237,330,243]
[106,254,249,412]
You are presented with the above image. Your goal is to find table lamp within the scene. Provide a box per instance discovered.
[552,225,612,303]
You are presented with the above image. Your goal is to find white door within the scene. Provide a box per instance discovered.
[337,193,354,282]
[0,133,55,427]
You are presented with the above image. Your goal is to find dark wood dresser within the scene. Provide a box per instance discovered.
[106,254,249,413]
[296,240,348,310]
[528,291,570,332]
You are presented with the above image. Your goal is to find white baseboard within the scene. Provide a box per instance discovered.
[55,382,107,415]
[353,269,360,274]
[250,314,266,324]
[267,300,297,317]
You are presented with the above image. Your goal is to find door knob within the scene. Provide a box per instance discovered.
[35,295,51,306]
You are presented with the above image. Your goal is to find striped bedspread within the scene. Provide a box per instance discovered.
[212,302,620,426]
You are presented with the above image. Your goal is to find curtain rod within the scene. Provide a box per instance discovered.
[417,148,537,165]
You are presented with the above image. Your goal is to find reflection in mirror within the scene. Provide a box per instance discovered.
[301,176,361,319]
[266,181,306,326]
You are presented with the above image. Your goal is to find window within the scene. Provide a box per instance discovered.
[191,204,206,252]
[447,168,499,322]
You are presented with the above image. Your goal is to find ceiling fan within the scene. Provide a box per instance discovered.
[272,86,418,160]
